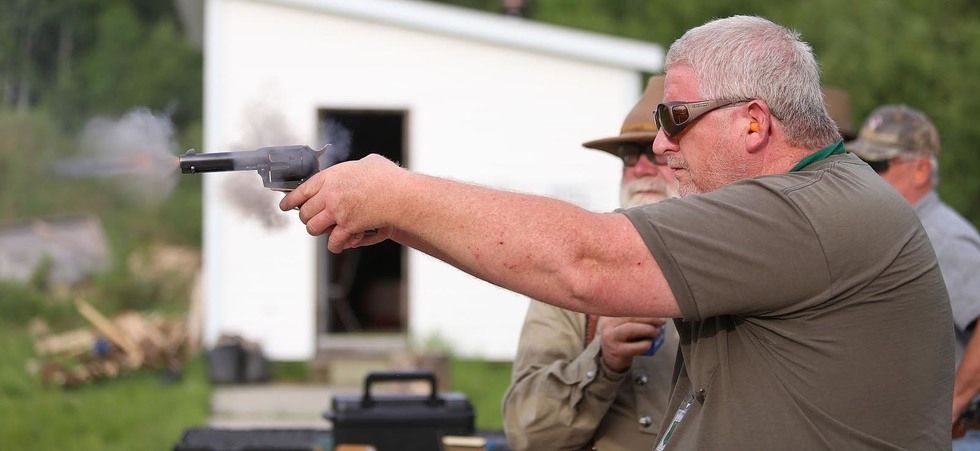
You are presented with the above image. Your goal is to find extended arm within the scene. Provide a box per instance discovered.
[280,155,681,318]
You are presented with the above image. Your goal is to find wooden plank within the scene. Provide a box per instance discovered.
[34,328,96,357]
[75,299,143,367]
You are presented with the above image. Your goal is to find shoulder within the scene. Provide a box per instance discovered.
[759,154,915,227]
[920,198,980,246]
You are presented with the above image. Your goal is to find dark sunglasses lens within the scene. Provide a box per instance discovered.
[866,160,890,173]
[655,104,685,137]
[671,105,690,124]
[654,104,666,130]
[618,144,663,166]
[618,144,641,165]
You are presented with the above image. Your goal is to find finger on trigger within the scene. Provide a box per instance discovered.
[280,177,316,211]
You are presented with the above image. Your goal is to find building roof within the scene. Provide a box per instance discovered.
[177,0,663,72]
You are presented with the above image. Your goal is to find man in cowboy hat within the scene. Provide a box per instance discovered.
[502,76,680,451]
[849,105,980,446]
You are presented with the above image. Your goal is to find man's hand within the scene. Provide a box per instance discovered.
[597,316,667,373]
[279,154,403,253]
[953,322,980,425]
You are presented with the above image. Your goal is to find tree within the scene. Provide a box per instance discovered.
[0,0,201,132]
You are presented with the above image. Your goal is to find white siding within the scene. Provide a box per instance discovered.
[205,0,654,360]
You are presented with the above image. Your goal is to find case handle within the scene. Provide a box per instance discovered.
[361,370,441,407]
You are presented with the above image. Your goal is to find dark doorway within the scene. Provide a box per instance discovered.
[316,109,407,335]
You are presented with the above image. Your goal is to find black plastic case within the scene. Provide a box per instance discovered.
[326,371,475,451]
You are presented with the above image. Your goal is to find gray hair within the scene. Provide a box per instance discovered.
[665,16,841,149]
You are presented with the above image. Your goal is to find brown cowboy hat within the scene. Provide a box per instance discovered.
[582,75,664,154]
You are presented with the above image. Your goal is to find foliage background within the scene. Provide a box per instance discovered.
[0,2,207,450]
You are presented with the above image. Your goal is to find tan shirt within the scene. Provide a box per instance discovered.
[503,300,678,451]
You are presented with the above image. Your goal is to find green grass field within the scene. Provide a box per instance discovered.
[0,325,210,451]
[450,359,513,431]
[0,318,514,449]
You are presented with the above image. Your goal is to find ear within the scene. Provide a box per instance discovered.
[912,156,933,188]
[745,100,771,154]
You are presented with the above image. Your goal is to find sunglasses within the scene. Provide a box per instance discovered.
[615,143,667,167]
[655,98,752,137]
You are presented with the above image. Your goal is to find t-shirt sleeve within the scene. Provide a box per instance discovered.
[622,178,832,321]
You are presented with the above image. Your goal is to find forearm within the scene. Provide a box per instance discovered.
[503,339,626,451]
[390,172,678,317]
[954,325,980,417]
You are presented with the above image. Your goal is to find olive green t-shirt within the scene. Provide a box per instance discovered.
[623,152,953,450]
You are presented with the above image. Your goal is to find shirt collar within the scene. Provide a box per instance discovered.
[914,190,940,214]
[789,139,846,172]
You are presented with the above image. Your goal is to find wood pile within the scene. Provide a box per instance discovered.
[28,299,191,387]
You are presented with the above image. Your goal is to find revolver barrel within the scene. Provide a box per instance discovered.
[178,145,324,191]
[179,150,255,173]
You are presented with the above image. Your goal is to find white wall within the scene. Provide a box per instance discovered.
[205,0,644,360]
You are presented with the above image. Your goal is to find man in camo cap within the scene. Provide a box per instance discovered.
[849,105,980,447]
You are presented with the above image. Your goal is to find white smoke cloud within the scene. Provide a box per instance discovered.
[53,108,179,205]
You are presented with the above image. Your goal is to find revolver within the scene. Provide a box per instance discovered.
[178,145,329,191]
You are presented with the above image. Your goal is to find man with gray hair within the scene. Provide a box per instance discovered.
[849,105,980,447]
[281,16,952,449]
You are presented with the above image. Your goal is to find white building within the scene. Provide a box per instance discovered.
[193,0,663,360]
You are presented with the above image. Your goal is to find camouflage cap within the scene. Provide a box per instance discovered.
[846,105,940,162]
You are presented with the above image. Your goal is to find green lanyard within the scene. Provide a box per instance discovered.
[789,139,846,172]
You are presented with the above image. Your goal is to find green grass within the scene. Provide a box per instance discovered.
[450,359,513,431]
[269,360,311,382]
[0,325,210,451]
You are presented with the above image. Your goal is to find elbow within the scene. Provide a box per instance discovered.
[558,257,608,316]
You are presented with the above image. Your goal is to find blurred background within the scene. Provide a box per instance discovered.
[1,0,978,449]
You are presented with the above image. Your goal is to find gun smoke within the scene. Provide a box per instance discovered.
[51,108,179,205]
[219,109,354,230]
[318,118,352,167]
[46,105,358,230]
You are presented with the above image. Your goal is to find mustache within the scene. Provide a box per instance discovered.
[622,177,668,196]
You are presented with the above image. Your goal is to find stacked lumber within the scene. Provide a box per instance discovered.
[28,299,191,387]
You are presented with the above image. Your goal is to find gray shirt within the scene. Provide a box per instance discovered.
[915,190,980,365]
[624,153,952,450]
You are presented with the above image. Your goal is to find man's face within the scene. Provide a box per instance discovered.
[620,145,679,208]
[865,153,932,204]
[653,65,744,196]
[875,156,917,188]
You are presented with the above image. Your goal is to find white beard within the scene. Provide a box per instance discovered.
[620,176,678,208]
